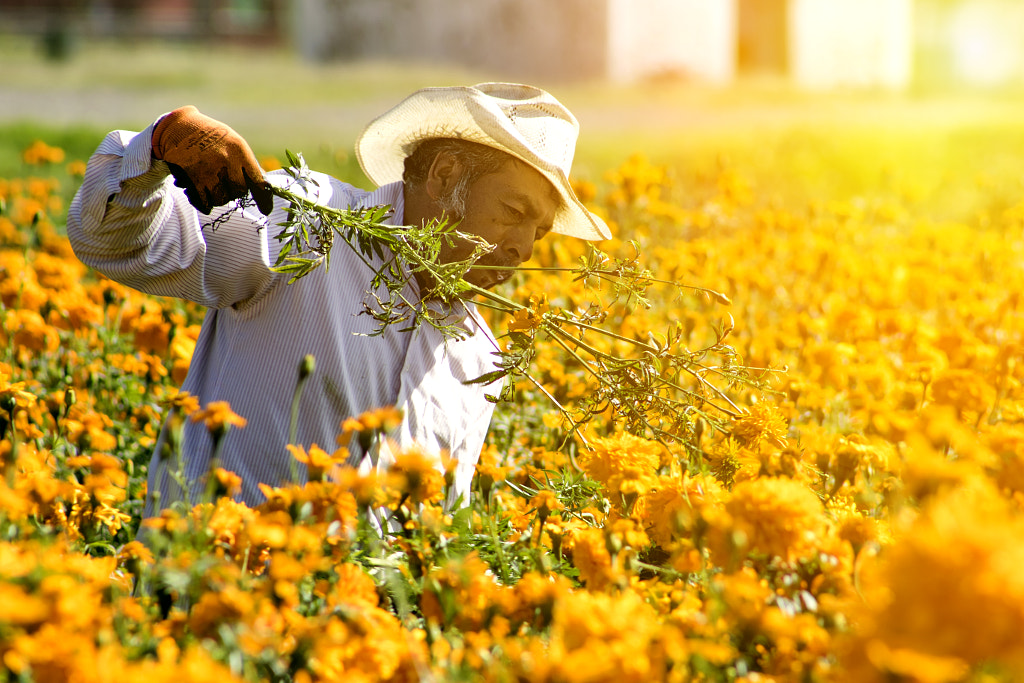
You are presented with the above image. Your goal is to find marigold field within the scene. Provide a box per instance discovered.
[1,120,1023,683]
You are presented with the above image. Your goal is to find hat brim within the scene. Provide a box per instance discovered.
[356,86,611,242]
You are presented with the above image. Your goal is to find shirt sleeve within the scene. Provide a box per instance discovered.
[66,123,350,310]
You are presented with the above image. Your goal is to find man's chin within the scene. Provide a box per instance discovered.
[465,268,513,290]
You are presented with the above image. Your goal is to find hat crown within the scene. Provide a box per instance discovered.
[472,82,579,175]
[355,82,611,241]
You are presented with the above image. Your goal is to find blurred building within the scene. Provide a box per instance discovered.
[291,0,913,88]
[291,0,737,84]
[4,0,1024,89]
[916,0,1024,88]
[0,0,284,45]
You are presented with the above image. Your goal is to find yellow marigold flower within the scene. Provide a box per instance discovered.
[388,447,445,505]
[21,140,65,165]
[529,489,563,519]
[607,517,650,552]
[338,405,403,449]
[731,402,788,449]
[608,463,659,498]
[706,477,826,565]
[210,467,243,498]
[117,540,154,566]
[930,368,995,417]
[842,485,1024,680]
[422,552,512,631]
[544,588,670,682]
[189,585,255,639]
[6,309,59,356]
[243,509,291,550]
[475,444,509,501]
[259,155,282,171]
[93,502,132,534]
[133,309,172,355]
[162,389,201,416]
[570,526,615,591]
[287,443,347,482]
[642,472,724,548]
[507,295,549,334]
[328,563,380,609]
[191,400,247,433]
[714,567,773,625]
[578,432,664,494]
[0,373,37,411]
[65,159,87,177]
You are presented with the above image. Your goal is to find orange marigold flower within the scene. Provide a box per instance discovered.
[191,401,247,433]
[0,373,37,411]
[578,432,664,495]
[641,472,724,548]
[338,405,403,449]
[508,295,549,333]
[162,389,201,416]
[211,467,243,498]
[287,443,348,482]
[570,526,615,591]
[529,489,563,519]
[118,540,154,566]
[731,403,788,449]
[22,140,65,165]
[706,477,826,565]
[133,309,172,355]
[388,447,445,505]
[930,368,995,416]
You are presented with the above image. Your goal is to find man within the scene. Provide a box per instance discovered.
[67,82,611,515]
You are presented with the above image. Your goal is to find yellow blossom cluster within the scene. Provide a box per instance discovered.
[2,130,1024,683]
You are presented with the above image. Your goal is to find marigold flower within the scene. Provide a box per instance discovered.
[162,389,201,416]
[286,443,347,482]
[706,477,826,565]
[191,400,247,434]
[22,140,65,165]
[387,447,445,505]
[570,526,616,591]
[529,489,563,519]
[578,432,664,496]
[641,472,723,548]
[210,467,243,498]
[0,373,36,412]
[338,405,403,449]
[731,402,788,449]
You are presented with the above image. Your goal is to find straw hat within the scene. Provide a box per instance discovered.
[356,82,611,241]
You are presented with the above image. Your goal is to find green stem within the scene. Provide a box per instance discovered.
[487,512,511,584]
[288,355,315,483]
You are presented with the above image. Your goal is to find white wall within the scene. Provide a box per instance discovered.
[607,0,737,84]
[945,0,1024,86]
[789,0,913,89]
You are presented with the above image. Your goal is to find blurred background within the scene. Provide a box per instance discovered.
[3,0,1024,210]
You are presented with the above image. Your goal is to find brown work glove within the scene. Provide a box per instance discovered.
[151,105,274,216]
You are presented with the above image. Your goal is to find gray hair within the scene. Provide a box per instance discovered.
[402,138,512,217]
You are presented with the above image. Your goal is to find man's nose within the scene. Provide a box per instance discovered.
[504,226,537,264]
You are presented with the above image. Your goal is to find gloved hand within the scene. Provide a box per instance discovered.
[151,105,275,216]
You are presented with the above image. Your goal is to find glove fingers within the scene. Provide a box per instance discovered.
[166,161,212,215]
[243,167,275,216]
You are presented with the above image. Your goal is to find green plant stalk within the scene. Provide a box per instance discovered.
[264,161,767,453]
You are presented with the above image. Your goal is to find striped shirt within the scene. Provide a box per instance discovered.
[67,123,501,514]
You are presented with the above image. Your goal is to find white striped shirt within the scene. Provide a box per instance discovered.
[67,124,501,513]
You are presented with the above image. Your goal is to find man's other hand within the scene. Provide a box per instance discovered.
[151,105,274,216]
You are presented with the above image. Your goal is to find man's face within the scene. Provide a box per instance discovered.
[437,158,559,289]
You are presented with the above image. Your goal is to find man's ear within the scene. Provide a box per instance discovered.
[424,150,464,201]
